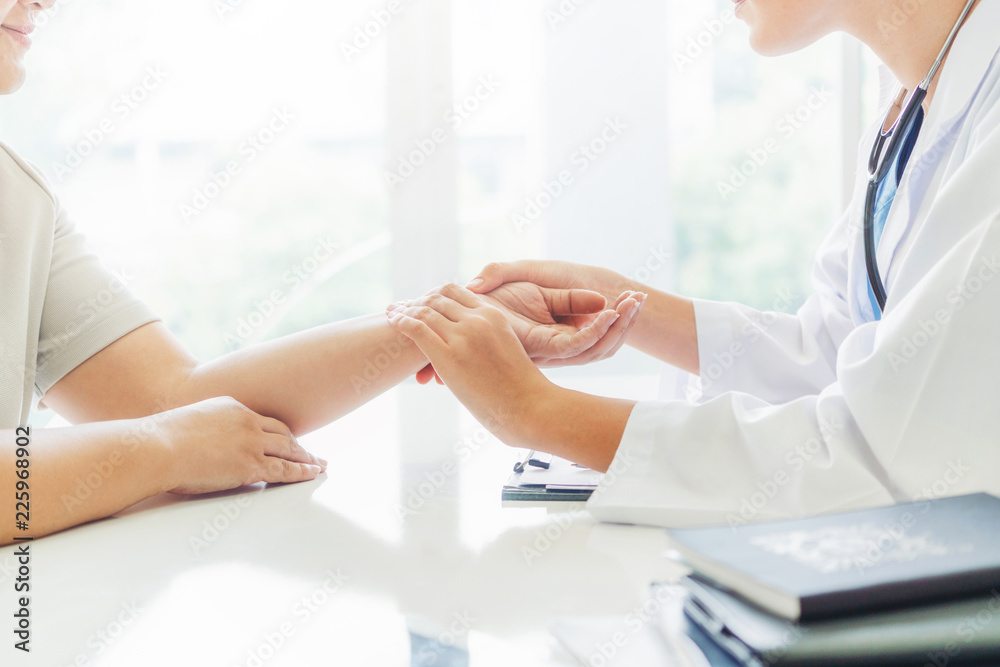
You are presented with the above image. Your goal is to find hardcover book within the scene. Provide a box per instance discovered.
[666,493,1000,621]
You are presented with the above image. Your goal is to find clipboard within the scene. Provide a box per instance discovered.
[502,455,602,503]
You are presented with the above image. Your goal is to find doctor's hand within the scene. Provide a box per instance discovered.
[387,286,553,448]
[389,282,645,383]
[467,260,631,304]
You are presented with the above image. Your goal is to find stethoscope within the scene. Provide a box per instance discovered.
[864,0,977,312]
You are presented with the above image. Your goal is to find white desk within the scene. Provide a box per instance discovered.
[1,378,688,666]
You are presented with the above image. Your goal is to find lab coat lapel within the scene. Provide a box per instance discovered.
[874,1,1000,309]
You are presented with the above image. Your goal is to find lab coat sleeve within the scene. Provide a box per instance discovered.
[690,209,857,405]
[589,208,1000,528]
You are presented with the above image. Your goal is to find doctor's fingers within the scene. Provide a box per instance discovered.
[393,304,463,335]
[415,363,438,385]
[467,260,553,294]
[404,287,488,322]
[433,282,486,309]
[417,363,446,385]
[388,284,482,316]
[403,293,473,323]
[388,312,451,360]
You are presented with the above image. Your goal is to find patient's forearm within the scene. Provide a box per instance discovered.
[180,314,426,435]
[0,423,174,546]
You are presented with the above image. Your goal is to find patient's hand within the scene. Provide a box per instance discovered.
[481,282,643,364]
[388,282,644,381]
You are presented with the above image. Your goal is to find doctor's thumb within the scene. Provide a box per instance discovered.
[466,262,509,293]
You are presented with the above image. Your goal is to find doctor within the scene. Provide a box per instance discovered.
[388,0,1000,526]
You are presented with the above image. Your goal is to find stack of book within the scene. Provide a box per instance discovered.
[660,493,1000,666]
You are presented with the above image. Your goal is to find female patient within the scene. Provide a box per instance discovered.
[391,0,1000,526]
[0,0,643,545]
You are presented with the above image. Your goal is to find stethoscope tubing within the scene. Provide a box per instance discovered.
[863,0,975,313]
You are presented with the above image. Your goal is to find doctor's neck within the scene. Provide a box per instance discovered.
[845,0,982,111]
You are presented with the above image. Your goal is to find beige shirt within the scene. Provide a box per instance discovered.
[0,141,159,428]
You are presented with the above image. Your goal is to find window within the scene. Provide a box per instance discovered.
[1,0,867,386]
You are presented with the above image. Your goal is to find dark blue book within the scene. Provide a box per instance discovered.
[675,576,1000,666]
[666,493,1000,621]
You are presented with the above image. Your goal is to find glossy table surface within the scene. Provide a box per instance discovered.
[1,376,690,666]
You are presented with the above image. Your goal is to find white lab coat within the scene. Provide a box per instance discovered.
[588,2,1000,528]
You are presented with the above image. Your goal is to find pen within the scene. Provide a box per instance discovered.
[513,450,552,473]
[513,450,534,473]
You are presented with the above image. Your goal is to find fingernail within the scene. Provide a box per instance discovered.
[467,278,484,289]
